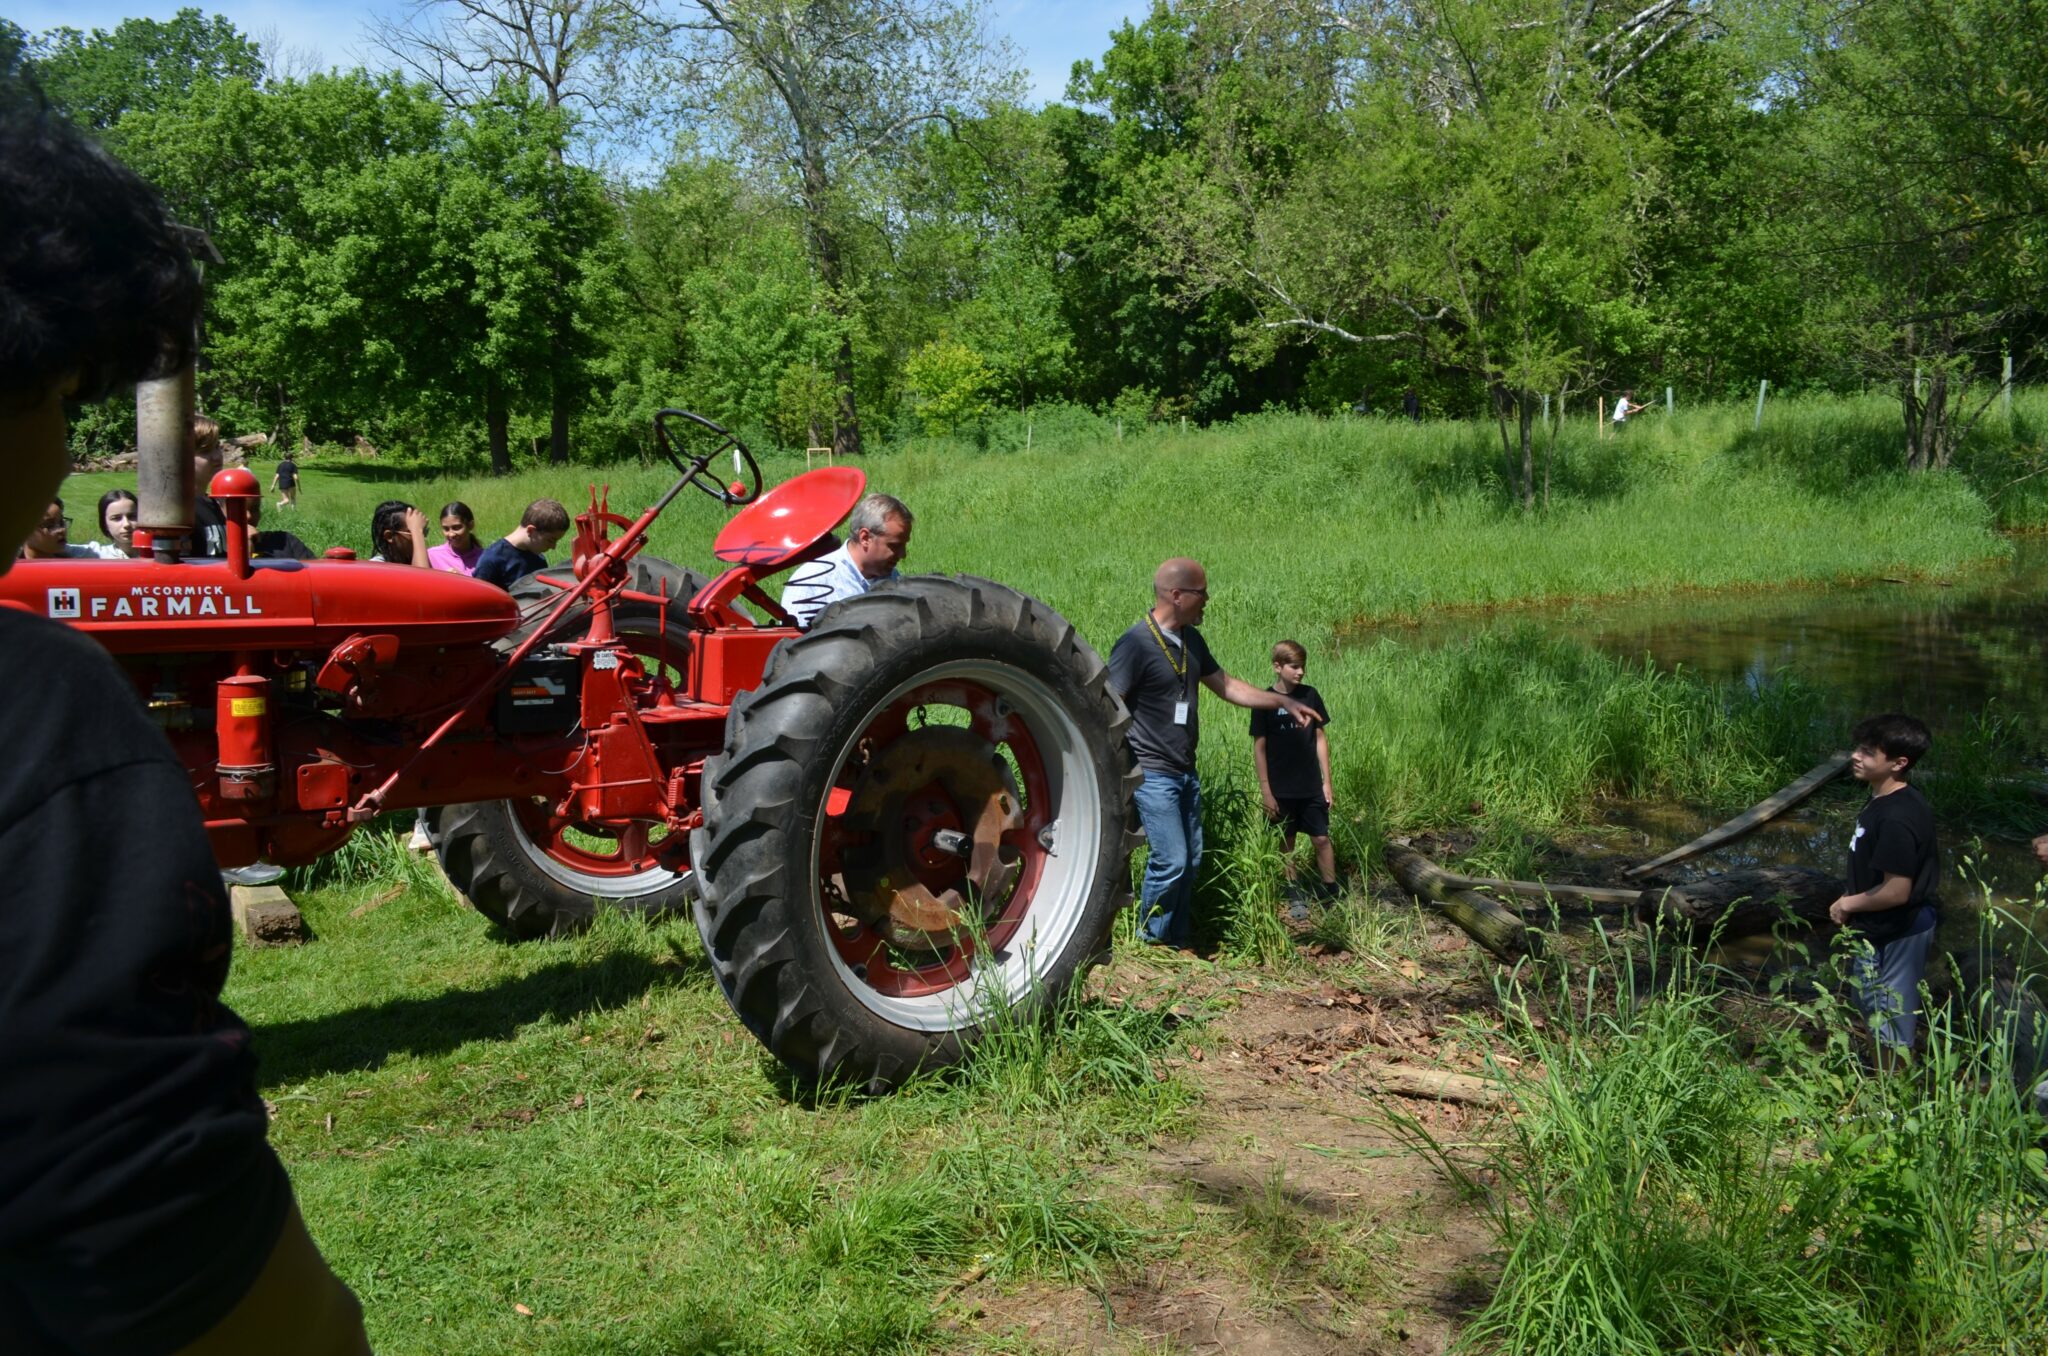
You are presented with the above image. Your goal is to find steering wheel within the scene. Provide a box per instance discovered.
[655,409,762,507]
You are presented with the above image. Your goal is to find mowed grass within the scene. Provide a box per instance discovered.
[238,828,1203,1353]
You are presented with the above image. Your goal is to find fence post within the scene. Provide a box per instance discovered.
[1025,418,1032,451]
[2003,349,2014,423]
[1753,379,1769,430]
[1597,396,1606,438]
[1665,386,1673,415]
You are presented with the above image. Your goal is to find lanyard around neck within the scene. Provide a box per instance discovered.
[1146,614,1188,678]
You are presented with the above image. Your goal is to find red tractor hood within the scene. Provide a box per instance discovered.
[0,557,520,654]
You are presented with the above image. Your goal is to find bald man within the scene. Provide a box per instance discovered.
[1107,558,1323,948]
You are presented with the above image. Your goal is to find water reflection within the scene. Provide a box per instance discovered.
[1357,535,2048,743]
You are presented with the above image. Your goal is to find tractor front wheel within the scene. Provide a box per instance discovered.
[690,575,1140,1092]
[429,558,706,939]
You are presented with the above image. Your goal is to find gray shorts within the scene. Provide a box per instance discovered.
[1849,926,1935,1051]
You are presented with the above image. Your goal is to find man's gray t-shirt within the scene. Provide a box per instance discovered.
[1107,618,1220,775]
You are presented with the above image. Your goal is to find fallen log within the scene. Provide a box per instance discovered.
[1426,870,1640,910]
[1635,866,1842,938]
[1385,845,1543,965]
[1624,752,1851,879]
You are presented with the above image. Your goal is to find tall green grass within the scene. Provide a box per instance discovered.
[1394,922,2048,1354]
[235,840,1199,1352]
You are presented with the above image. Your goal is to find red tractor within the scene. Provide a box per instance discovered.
[4,411,1138,1091]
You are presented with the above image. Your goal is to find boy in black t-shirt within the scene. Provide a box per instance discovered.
[473,498,569,589]
[1250,640,1337,907]
[1828,713,1940,1059]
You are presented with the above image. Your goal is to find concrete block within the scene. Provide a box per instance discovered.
[230,883,309,947]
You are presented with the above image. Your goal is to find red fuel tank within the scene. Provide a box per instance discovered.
[0,556,521,654]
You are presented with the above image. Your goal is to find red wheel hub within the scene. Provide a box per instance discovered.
[819,681,1055,999]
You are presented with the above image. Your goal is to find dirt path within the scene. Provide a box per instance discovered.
[946,920,1512,1354]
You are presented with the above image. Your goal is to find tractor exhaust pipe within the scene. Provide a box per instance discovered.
[136,365,195,563]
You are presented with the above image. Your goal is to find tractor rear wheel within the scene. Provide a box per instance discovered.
[690,575,1140,1092]
[430,558,706,939]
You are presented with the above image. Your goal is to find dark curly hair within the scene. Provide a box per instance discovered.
[0,72,201,415]
[370,500,418,558]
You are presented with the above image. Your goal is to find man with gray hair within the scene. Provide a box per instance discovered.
[781,491,913,627]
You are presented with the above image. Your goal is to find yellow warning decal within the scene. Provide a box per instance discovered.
[230,697,267,717]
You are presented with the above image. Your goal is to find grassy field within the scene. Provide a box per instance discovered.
[62,394,2048,1350]
[60,391,2040,851]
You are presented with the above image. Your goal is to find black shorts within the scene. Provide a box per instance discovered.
[1273,795,1329,839]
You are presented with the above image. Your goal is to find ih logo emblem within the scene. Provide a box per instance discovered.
[47,587,81,619]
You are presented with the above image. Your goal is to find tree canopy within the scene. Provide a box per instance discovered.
[11,0,2041,472]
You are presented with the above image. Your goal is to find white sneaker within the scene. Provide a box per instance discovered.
[408,827,433,854]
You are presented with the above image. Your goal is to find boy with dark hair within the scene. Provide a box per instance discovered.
[1250,639,1337,910]
[473,497,570,588]
[1829,713,1940,1059]
[0,79,368,1352]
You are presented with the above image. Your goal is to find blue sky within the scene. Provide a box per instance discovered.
[9,1,1153,105]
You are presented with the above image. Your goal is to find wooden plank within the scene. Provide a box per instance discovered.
[1623,752,1851,879]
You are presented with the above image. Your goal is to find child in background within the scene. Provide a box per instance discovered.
[1829,713,1941,1062]
[1250,639,1337,913]
[428,501,484,575]
[96,488,140,556]
[473,498,569,589]
[270,453,298,509]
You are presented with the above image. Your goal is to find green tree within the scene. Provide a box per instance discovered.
[903,337,994,435]
[673,0,1021,456]
[1133,0,1706,505]
[1789,0,2048,468]
[29,8,262,133]
[373,0,668,462]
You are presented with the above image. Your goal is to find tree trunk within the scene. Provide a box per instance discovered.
[1518,390,1536,511]
[1901,367,1957,471]
[486,375,511,476]
[1491,382,1515,497]
[1635,866,1842,938]
[548,346,573,467]
[799,143,863,458]
[831,331,863,458]
[549,368,570,466]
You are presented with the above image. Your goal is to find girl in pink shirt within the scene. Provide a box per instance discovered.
[427,501,484,575]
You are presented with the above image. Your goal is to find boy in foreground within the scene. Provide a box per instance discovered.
[1,81,369,1352]
[473,498,570,588]
[1250,640,1338,913]
[1828,714,1941,1062]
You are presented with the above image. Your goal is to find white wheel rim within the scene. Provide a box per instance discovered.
[811,658,1105,1031]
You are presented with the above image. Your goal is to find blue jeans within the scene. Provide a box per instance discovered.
[1134,771,1202,946]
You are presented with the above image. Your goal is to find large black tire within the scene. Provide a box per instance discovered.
[689,575,1141,1092]
[430,557,707,939]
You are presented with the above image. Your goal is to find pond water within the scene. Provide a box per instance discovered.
[1360,535,2048,931]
